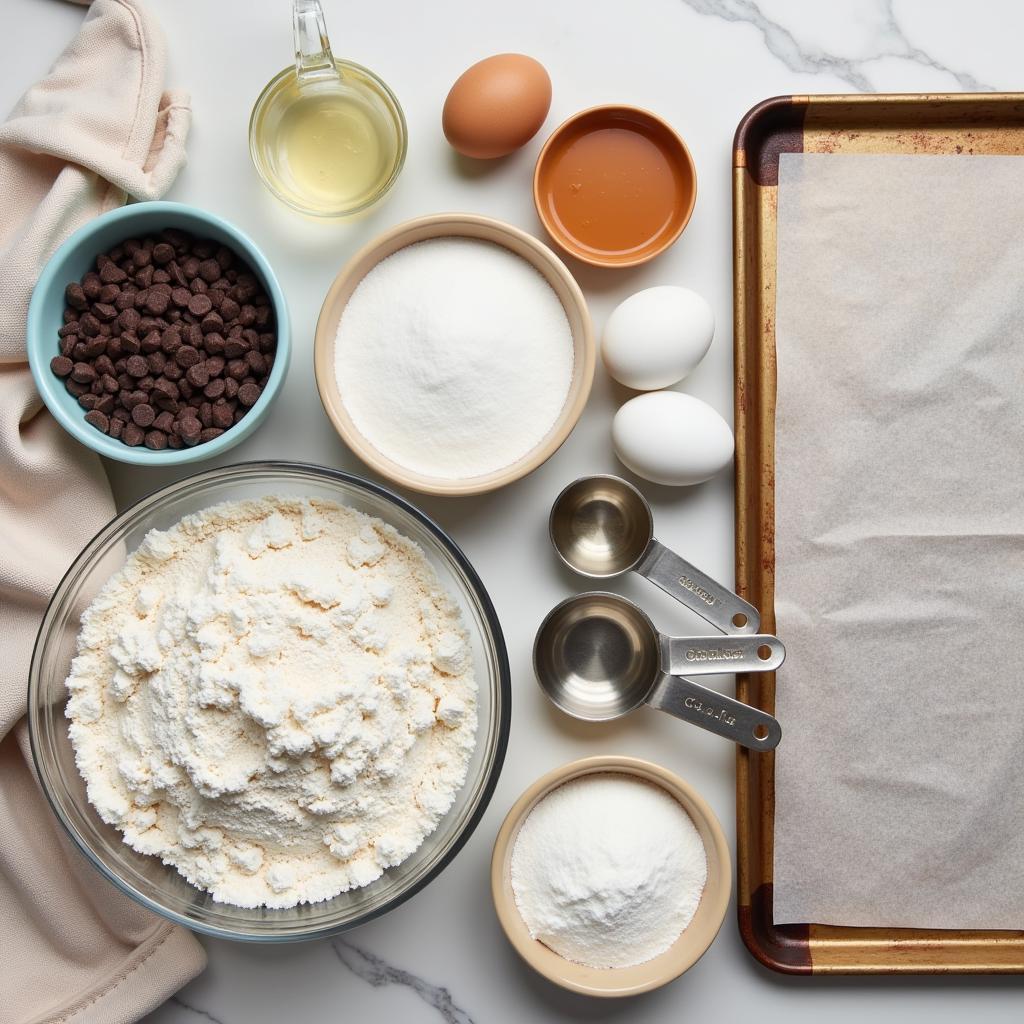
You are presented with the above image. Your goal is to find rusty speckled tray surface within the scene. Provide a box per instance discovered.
[732,92,1024,975]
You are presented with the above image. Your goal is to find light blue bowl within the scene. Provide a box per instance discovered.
[28,202,290,466]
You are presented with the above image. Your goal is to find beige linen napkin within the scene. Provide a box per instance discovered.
[1,2,206,1021]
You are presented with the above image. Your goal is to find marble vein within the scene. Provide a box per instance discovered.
[169,994,223,1024]
[331,939,475,1024]
[680,0,994,92]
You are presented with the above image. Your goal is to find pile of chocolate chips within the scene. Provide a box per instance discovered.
[49,228,276,450]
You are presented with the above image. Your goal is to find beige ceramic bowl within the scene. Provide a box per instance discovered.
[313,213,595,497]
[491,755,731,997]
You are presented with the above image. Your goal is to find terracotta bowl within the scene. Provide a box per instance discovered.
[313,213,594,497]
[534,106,697,268]
[491,755,731,997]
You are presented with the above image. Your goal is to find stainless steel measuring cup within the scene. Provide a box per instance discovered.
[550,474,761,634]
[534,592,783,749]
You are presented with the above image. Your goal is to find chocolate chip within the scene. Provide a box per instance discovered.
[153,411,175,433]
[144,290,169,315]
[144,429,168,450]
[246,351,267,377]
[204,378,226,400]
[78,312,101,337]
[65,283,88,310]
[50,355,74,377]
[84,336,108,359]
[152,243,175,265]
[99,260,127,284]
[177,416,202,445]
[200,312,224,334]
[71,362,96,384]
[204,332,225,355]
[125,355,149,378]
[187,293,212,317]
[211,401,233,429]
[118,307,141,333]
[175,345,201,368]
[237,382,261,408]
[197,258,220,283]
[84,410,110,433]
[82,273,102,300]
[108,416,124,440]
[131,403,155,427]
[186,362,210,388]
[199,427,224,443]
[172,286,191,307]
[140,330,162,354]
[123,423,145,446]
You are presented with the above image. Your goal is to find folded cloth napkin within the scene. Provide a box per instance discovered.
[0,2,206,1021]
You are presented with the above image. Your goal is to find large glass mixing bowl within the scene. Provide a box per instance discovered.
[28,462,510,941]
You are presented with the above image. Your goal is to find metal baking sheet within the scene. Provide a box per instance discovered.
[732,92,1024,974]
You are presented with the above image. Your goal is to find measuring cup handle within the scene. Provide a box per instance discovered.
[647,673,781,750]
[293,0,339,85]
[636,539,761,634]
[660,633,785,676]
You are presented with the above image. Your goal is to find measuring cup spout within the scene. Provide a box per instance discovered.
[646,673,782,750]
[293,0,341,86]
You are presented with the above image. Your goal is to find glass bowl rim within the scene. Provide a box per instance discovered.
[27,459,511,942]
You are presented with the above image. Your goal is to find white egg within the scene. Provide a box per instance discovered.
[601,286,715,391]
[612,391,734,486]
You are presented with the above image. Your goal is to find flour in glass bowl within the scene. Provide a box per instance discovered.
[333,237,575,479]
[64,497,478,909]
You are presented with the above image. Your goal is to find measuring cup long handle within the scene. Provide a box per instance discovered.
[660,633,785,676]
[636,539,760,635]
[646,673,782,750]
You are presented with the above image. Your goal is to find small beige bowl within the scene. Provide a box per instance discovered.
[313,213,595,497]
[491,755,731,997]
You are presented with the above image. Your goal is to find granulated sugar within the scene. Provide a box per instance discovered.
[65,497,477,909]
[510,774,707,968]
[334,237,574,479]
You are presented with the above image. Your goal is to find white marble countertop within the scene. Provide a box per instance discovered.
[6,0,1024,1020]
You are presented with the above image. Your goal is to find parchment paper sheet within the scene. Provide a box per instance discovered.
[773,153,1024,928]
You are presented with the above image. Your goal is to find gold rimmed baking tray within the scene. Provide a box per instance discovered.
[733,92,1024,975]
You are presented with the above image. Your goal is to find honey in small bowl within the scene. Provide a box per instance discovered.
[534,106,696,268]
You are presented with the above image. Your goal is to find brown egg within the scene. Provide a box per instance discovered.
[442,54,552,160]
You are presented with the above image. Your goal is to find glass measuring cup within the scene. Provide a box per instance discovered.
[249,0,407,218]
[534,592,782,749]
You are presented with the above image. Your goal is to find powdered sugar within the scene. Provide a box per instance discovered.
[333,237,574,479]
[510,774,707,969]
[65,497,477,909]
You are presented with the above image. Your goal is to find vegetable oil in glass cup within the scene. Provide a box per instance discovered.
[249,0,407,218]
